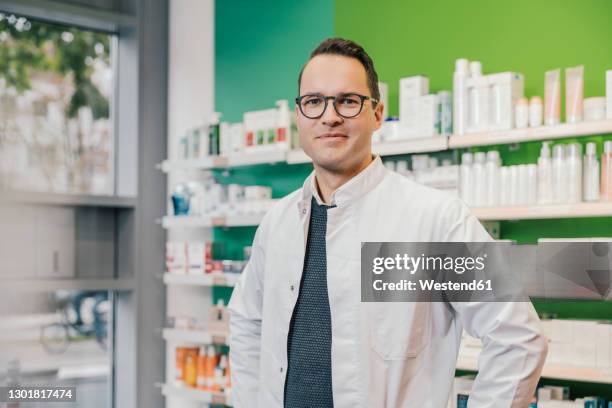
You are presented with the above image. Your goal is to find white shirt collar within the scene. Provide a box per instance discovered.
[300,155,387,208]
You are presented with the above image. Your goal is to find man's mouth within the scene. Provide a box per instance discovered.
[316,132,348,139]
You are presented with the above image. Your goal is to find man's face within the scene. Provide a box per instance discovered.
[296,54,384,173]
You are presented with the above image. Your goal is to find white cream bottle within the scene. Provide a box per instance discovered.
[583,142,600,202]
[537,142,553,204]
[552,144,567,204]
[567,143,583,203]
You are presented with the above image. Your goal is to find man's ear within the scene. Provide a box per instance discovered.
[373,101,384,130]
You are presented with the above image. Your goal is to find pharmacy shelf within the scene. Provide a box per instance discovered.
[163,273,240,287]
[160,149,288,172]
[162,328,229,345]
[471,202,612,221]
[456,357,612,384]
[372,136,449,156]
[449,120,612,149]
[160,156,229,172]
[226,148,288,167]
[161,384,232,406]
[161,213,263,228]
[285,137,448,164]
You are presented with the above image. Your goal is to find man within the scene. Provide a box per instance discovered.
[228,38,547,407]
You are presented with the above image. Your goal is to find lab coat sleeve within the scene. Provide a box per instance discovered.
[228,221,267,408]
[444,200,548,408]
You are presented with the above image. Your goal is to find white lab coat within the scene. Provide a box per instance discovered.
[228,156,547,408]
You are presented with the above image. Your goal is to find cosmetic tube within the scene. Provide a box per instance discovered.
[545,69,561,126]
[565,66,584,124]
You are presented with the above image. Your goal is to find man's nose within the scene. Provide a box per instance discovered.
[321,99,343,126]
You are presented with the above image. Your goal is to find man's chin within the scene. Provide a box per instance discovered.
[310,153,350,172]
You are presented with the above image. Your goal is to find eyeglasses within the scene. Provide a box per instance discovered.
[295,93,378,119]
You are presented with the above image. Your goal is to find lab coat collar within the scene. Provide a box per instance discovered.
[298,155,386,211]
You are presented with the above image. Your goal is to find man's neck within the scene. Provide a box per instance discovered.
[314,155,374,205]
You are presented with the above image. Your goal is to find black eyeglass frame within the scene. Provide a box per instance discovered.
[295,92,379,119]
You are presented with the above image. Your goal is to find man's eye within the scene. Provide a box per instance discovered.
[339,97,359,105]
[304,98,322,106]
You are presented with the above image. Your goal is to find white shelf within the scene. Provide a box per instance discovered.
[162,213,263,228]
[449,120,612,148]
[163,272,240,287]
[160,149,287,172]
[226,148,288,167]
[471,202,612,220]
[161,384,232,406]
[456,356,612,384]
[160,156,228,172]
[286,148,312,164]
[162,328,228,345]
[372,136,448,156]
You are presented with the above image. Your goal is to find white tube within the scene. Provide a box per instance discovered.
[544,69,561,126]
[565,66,584,124]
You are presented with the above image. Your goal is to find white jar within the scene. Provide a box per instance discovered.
[515,97,529,129]
[529,96,543,127]
[584,97,606,121]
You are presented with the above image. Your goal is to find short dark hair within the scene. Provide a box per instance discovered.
[298,37,380,105]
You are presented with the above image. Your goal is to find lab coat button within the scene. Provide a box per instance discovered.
[290,285,295,291]
[302,209,306,214]
[280,367,283,373]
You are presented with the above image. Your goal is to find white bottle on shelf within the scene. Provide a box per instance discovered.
[518,164,529,205]
[460,152,474,205]
[499,166,510,206]
[583,142,600,202]
[453,59,470,135]
[552,144,567,204]
[566,143,582,203]
[472,152,487,207]
[485,150,501,206]
[537,142,553,205]
[527,164,538,204]
[509,165,519,206]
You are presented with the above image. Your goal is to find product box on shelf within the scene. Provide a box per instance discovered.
[378,81,389,120]
[166,241,224,275]
[243,100,295,153]
[399,75,429,134]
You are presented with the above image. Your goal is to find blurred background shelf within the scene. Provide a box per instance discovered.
[163,273,239,287]
[456,357,612,384]
[449,120,612,149]
[471,202,612,220]
[162,328,228,345]
[161,213,263,228]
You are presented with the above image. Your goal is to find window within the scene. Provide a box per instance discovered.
[0,290,114,408]
[0,12,115,195]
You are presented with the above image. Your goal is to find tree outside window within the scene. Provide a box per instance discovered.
[0,12,114,195]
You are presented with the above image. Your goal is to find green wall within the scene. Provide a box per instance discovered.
[215,0,335,122]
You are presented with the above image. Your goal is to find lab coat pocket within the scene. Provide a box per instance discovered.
[368,302,431,360]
